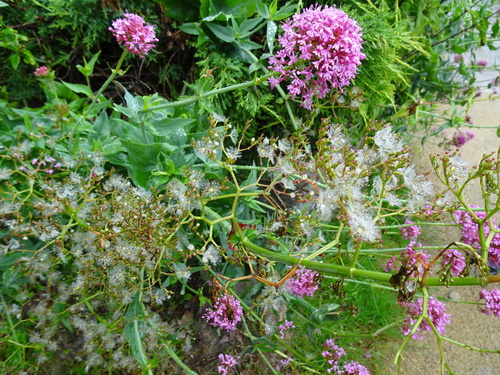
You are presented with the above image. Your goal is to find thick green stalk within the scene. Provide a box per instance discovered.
[145,73,274,112]
[240,237,494,286]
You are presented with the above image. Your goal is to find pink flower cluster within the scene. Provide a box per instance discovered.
[275,357,292,371]
[217,354,239,375]
[402,297,450,340]
[401,241,429,277]
[286,268,319,297]
[400,219,420,240]
[322,339,370,374]
[268,5,365,109]
[109,12,158,58]
[278,319,295,339]
[442,248,466,277]
[479,287,500,318]
[34,66,50,77]
[452,130,475,148]
[203,294,243,331]
[454,207,500,266]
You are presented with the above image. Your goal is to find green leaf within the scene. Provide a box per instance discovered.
[492,22,499,38]
[61,81,94,99]
[124,320,148,368]
[251,337,278,352]
[451,44,467,55]
[179,22,201,35]
[121,141,177,187]
[271,2,296,21]
[125,293,145,322]
[2,269,28,292]
[269,0,277,17]
[0,1,9,7]
[149,118,195,136]
[0,252,26,271]
[92,110,110,136]
[9,54,20,69]
[266,20,277,53]
[249,60,263,74]
[77,51,101,78]
[204,22,235,42]
[255,0,269,18]
[239,18,262,38]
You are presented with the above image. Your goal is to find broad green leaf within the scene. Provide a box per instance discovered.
[239,18,262,38]
[149,118,195,136]
[92,111,110,136]
[492,22,499,38]
[112,104,135,119]
[255,0,269,18]
[9,54,20,69]
[249,60,263,74]
[451,44,467,55]
[121,141,177,187]
[125,293,145,321]
[266,20,277,53]
[179,22,201,35]
[100,138,125,157]
[237,38,263,51]
[61,81,94,99]
[204,22,235,42]
[124,320,148,368]
[0,252,26,271]
[53,81,80,101]
[272,2,296,21]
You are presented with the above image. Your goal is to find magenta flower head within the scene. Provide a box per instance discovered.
[268,5,366,109]
[400,219,420,240]
[441,248,466,277]
[109,12,158,58]
[203,294,243,331]
[479,288,500,318]
[286,268,319,298]
[452,130,475,148]
[402,297,450,340]
[217,354,239,375]
[34,66,50,77]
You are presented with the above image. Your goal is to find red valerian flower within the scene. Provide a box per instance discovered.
[34,66,50,77]
[286,268,319,297]
[401,297,450,340]
[479,288,500,318]
[203,294,243,331]
[268,5,365,109]
[109,12,158,58]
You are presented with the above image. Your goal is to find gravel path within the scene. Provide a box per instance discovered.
[381,95,500,374]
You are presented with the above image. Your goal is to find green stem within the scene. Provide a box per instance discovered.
[87,49,128,115]
[394,287,429,366]
[240,237,494,286]
[145,73,274,112]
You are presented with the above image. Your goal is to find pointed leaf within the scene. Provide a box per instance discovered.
[61,82,94,99]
